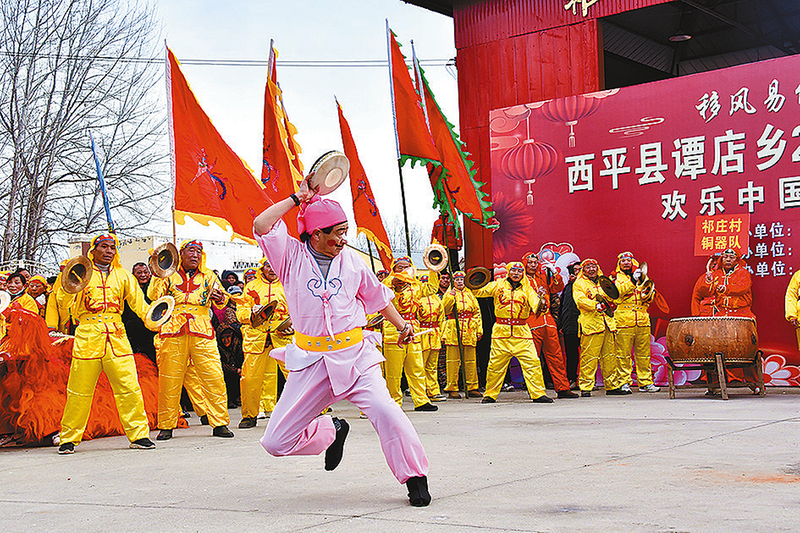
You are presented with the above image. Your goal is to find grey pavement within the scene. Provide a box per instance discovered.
[1,387,799,532]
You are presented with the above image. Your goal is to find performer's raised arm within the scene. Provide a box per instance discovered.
[253,178,316,236]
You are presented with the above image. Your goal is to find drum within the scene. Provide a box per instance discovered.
[666,316,758,364]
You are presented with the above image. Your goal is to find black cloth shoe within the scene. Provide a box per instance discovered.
[580,391,591,397]
[181,410,191,419]
[325,418,349,471]
[129,438,156,450]
[58,442,75,454]
[238,417,257,429]
[606,387,632,396]
[199,415,209,426]
[531,395,554,403]
[212,425,234,438]
[156,429,173,441]
[480,396,496,404]
[406,475,432,507]
[557,390,579,399]
[414,403,438,412]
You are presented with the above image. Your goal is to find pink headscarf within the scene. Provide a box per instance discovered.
[297,197,347,235]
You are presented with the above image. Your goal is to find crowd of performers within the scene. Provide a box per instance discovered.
[2,188,800,506]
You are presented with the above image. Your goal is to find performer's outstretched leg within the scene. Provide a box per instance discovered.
[346,364,429,483]
[260,359,337,457]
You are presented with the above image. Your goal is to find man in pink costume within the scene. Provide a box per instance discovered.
[252,179,431,507]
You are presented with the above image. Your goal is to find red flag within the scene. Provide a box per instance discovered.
[412,46,494,229]
[337,100,393,270]
[261,43,304,212]
[167,48,270,243]
[387,26,440,166]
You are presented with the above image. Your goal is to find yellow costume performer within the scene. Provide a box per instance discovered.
[785,270,800,349]
[417,275,445,401]
[45,261,74,334]
[573,259,627,395]
[25,275,49,317]
[148,240,234,440]
[441,271,482,398]
[475,262,551,403]
[237,257,292,428]
[1,274,40,339]
[58,234,155,453]
[382,257,438,411]
[612,252,659,392]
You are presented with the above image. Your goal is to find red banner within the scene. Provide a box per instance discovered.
[490,53,800,374]
[261,43,304,236]
[168,48,271,242]
[387,28,440,166]
[694,214,750,256]
[415,58,494,228]
[337,101,393,270]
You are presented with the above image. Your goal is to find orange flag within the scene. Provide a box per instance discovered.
[168,48,271,243]
[387,25,440,167]
[414,53,494,228]
[337,100,393,270]
[261,42,304,208]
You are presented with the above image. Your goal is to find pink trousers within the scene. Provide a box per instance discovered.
[260,357,429,484]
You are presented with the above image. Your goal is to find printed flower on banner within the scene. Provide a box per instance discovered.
[491,191,532,262]
[648,335,702,387]
[762,354,800,386]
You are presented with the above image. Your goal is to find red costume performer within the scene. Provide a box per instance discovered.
[523,252,577,399]
[694,248,758,385]
[431,214,462,272]
[696,250,754,318]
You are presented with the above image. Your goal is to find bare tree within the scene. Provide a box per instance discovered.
[351,216,430,259]
[0,0,168,265]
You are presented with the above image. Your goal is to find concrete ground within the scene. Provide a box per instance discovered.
[1,386,799,532]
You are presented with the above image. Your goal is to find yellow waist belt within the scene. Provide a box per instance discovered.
[79,313,122,326]
[295,327,363,352]
[173,304,207,315]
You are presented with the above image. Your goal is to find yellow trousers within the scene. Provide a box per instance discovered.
[616,325,654,387]
[60,353,149,445]
[259,356,288,414]
[241,343,288,418]
[157,334,229,430]
[183,363,209,417]
[383,342,428,408]
[422,348,442,397]
[445,345,478,392]
[579,329,624,391]
[484,337,545,400]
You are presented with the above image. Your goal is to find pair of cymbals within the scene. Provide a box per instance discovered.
[62,255,93,294]
[306,151,350,195]
[144,295,175,330]
[423,243,448,273]
[465,267,491,290]
[150,242,179,278]
[251,301,278,328]
[598,276,620,300]
[0,290,10,313]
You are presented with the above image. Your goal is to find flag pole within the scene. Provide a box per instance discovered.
[88,131,116,234]
[386,20,412,256]
[366,238,377,273]
[165,40,177,245]
[395,162,413,256]
[412,39,469,399]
